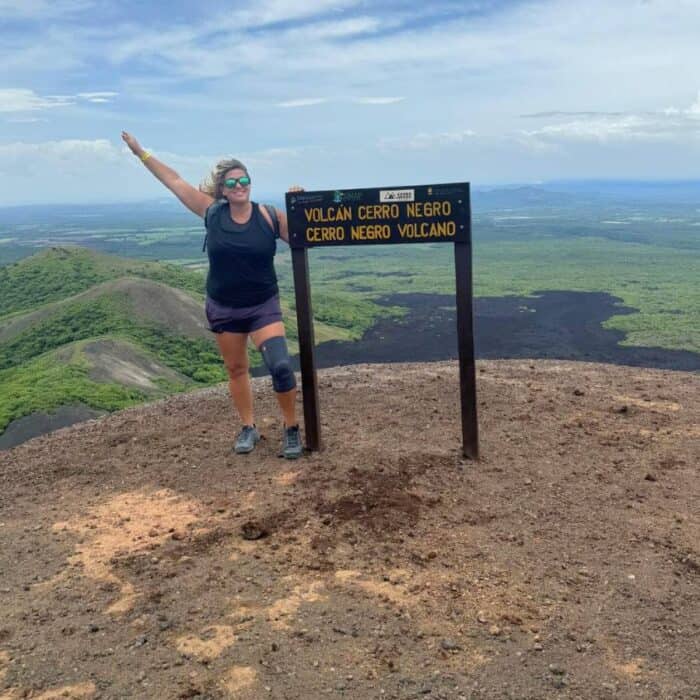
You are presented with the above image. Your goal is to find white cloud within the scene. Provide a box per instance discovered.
[106,5,373,69]
[275,96,405,108]
[0,0,92,19]
[92,0,700,137]
[222,0,364,29]
[246,146,303,159]
[0,138,310,204]
[108,25,209,66]
[0,138,119,158]
[299,16,381,39]
[0,88,117,114]
[276,98,329,108]
[0,33,84,77]
[5,117,47,124]
[689,94,700,116]
[0,139,122,181]
[77,91,118,102]
[352,97,405,105]
[0,89,74,113]
[379,130,477,151]
[140,146,306,180]
[521,93,700,144]
[663,91,700,117]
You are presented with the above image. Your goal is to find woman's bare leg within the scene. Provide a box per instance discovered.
[215,331,254,425]
[272,388,297,427]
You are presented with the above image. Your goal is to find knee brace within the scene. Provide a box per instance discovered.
[259,336,296,393]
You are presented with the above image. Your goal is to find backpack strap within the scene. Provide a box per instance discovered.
[202,199,226,252]
[262,203,280,239]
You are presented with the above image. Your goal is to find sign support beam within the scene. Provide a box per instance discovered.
[454,239,479,460]
[290,246,321,451]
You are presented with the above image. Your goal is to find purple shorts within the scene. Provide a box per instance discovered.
[205,294,283,334]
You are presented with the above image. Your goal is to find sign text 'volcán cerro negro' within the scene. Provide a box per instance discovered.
[286,183,470,248]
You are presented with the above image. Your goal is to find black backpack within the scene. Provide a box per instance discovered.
[202,201,280,252]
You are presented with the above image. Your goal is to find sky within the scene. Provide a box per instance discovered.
[1,0,699,205]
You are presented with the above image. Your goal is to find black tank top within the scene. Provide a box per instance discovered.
[204,201,279,307]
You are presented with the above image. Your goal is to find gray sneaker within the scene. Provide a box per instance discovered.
[282,424,303,459]
[233,425,260,454]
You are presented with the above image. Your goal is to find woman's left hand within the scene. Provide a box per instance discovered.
[288,185,304,193]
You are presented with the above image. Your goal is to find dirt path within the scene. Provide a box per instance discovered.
[0,360,698,699]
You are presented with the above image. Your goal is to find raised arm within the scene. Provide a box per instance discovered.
[121,131,214,218]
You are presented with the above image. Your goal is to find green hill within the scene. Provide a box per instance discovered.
[0,246,204,318]
[0,247,363,439]
[0,339,191,436]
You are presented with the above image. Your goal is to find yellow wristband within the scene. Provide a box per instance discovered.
[140,151,151,162]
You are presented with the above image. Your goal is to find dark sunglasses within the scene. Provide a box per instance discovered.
[223,176,251,188]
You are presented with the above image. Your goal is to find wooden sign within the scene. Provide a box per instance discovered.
[286,183,470,248]
[285,182,479,460]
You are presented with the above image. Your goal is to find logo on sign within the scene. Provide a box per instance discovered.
[380,189,415,202]
[330,190,362,204]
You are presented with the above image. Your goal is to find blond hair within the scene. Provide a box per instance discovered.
[200,158,250,199]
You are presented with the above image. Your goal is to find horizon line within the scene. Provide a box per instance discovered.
[1,178,699,210]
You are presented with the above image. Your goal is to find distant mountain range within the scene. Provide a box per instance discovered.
[1,180,698,223]
[472,180,700,209]
[0,198,200,228]
[532,179,700,203]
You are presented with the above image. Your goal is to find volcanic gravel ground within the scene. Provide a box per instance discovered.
[0,360,698,699]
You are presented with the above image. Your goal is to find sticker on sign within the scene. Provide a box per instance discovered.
[379,189,415,202]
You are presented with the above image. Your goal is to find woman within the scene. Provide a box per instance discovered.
[121,131,303,459]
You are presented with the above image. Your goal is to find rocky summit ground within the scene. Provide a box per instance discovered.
[0,360,698,700]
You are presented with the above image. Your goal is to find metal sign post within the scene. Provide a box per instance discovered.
[286,182,479,459]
